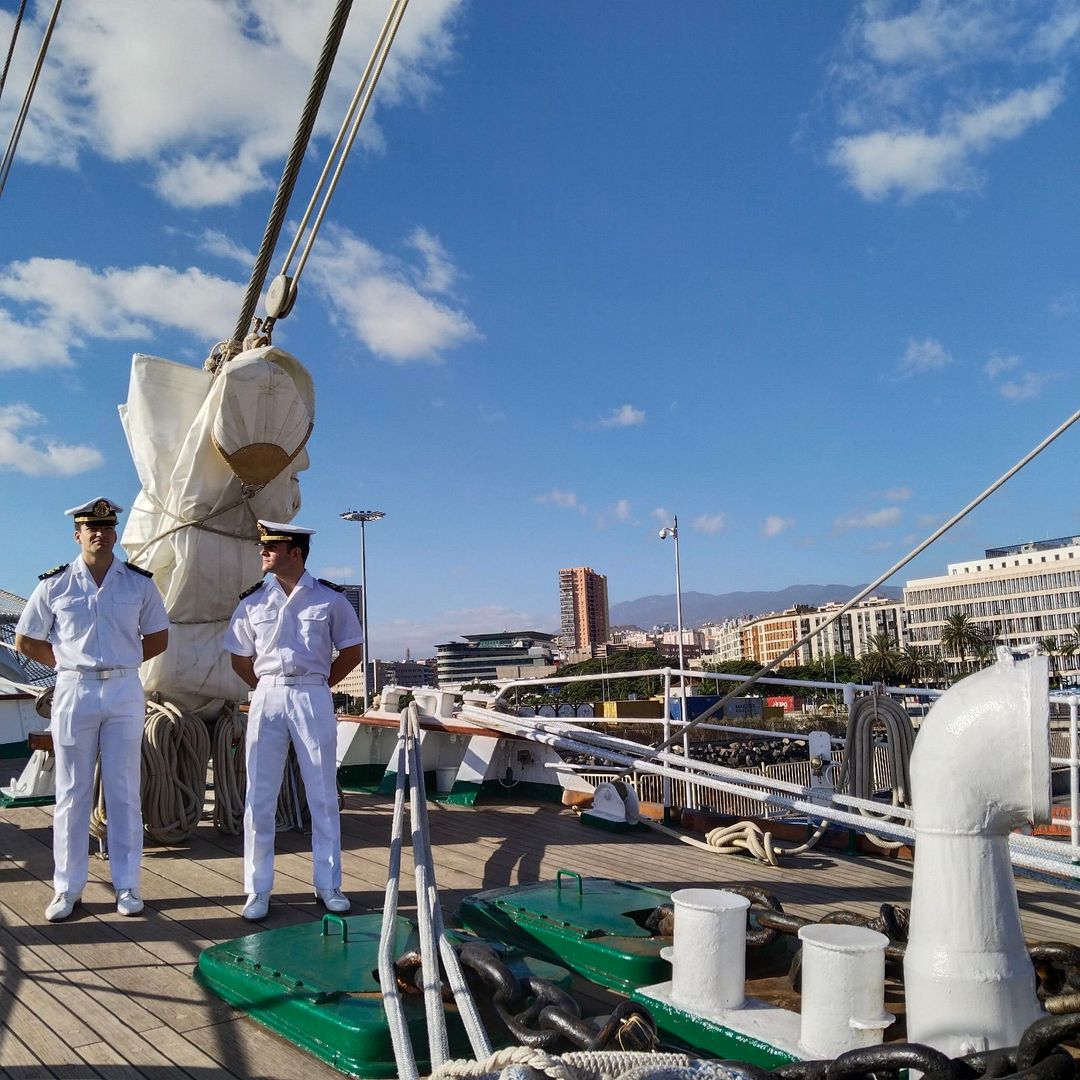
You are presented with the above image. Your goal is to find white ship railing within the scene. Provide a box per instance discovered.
[475,667,1080,880]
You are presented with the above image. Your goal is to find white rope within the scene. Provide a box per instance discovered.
[428,1047,709,1080]
[212,701,246,834]
[90,698,211,844]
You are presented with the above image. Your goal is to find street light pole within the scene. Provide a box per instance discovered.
[340,509,385,713]
[659,514,690,812]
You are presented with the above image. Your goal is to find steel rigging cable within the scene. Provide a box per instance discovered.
[0,0,29,106]
[0,0,61,203]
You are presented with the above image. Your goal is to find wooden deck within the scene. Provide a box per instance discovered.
[1,780,1078,1079]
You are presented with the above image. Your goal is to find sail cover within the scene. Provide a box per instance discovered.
[119,346,314,714]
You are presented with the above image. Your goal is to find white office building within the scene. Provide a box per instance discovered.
[904,535,1080,677]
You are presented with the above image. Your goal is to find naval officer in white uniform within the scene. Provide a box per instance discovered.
[225,520,363,922]
[15,498,170,922]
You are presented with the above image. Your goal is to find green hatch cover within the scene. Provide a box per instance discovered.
[457,871,673,993]
[195,913,570,1078]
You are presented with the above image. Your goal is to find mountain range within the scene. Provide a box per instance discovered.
[609,584,903,630]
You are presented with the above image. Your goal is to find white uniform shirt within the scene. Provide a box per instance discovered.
[17,557,170,672]
[224,571,363,679]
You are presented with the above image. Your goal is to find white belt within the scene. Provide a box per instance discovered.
[61,667,138,681]
[259,674,328,687]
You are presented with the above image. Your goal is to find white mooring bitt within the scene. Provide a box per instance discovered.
[670,888,750,1013]
[797,924,893,1058]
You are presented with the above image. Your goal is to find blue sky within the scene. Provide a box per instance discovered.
[1,0,1078,659]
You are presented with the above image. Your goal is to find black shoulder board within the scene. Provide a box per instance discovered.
[38,563,68,581]
[125,561,153,578]
[239,580,265,600]
[318,578,346,593]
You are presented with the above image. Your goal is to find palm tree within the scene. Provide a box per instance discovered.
[859,633,900,684]
[939,611,986,677]
[1059,636,1076,685]
[1038,636,1060,686]
[895,645,927,688]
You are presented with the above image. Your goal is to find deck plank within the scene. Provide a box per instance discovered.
[0,782,1078,1080]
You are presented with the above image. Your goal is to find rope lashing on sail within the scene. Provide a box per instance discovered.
[0,0,62,202]
[123,489,262,565]
[651,402,1080,756]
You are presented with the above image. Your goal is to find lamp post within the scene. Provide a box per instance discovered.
[659,515,690,813]
[340,509,384,713]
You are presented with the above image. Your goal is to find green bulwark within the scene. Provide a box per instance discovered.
[457,871,673,994]
[195,914,571,1079]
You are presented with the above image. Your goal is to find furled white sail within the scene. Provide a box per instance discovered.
[119,346,314,715]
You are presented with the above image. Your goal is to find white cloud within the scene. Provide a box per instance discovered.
[985,353,1021,379]
[598,404,645,429]
[899,337,952,376]
[762,515,795,537]
[306,226,479,362]
[998,371,1049,401]
[318,565,355,582]
[536,489,585,513]
[4,0,465,209]
[834,506,903,530]
[984,352,1050,400]
[1049,288,1080,316]
[0,404,105,475]
[0,257,243,369]
[827,1,1068,202]
[882,487,913,501]
[613,499,632,522]
[407,227,459,294]
[692,513,727,535]
[651,507,672,526]
[198,230,257,268]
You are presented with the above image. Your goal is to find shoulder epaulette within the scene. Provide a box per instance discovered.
[38,564,68,581]
[318,578,346,592]
[239,580,265,600]
[124,561,153,578]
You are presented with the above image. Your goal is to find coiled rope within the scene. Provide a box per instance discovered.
[643,815,828,868]
[838,690,913,851]
[90,699,211,845]
[211,701,246,834]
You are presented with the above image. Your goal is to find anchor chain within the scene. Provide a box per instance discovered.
[393,941,658,1054]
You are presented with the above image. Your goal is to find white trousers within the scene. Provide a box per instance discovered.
[243,683,342,894]
[51,671,145,895]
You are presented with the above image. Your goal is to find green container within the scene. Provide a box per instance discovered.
[458,871,673,993]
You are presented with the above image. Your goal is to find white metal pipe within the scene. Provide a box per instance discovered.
[669,889,749,1012]
[904,648,1050,1057]
[798,925,892,1057]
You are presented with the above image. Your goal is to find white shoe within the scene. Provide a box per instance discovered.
[45,892,81,922]
[314,887,350,913]
[242,892,270,921]
[116,889,144,916]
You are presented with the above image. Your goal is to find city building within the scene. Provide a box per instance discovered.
[700,620,745,662]
[904,535,1080,676]
[436,631,558,687]
[558,567,609,651]
[739,598,906,668]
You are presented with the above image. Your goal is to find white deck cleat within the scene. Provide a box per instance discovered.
[314,887,350,913]
[116,889,144,916]
[242,892,270,921]
[45,892,81,922]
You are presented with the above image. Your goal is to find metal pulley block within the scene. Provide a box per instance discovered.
[265,274,297,319]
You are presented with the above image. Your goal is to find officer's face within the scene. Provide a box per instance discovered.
[259,541,301,573]
[75,523,116,557]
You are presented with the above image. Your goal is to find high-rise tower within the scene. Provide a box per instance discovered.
[558,566,610,651]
